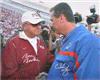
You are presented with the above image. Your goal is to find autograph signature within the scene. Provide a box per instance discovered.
[22,53,40,63]
[55,63,70,76]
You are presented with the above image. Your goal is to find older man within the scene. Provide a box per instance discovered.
[1,11,52,80]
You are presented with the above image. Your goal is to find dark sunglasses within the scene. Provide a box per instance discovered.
[31,23,40,27]
[31,21,45,27]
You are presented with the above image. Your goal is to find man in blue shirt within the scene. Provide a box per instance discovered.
[48,2,100,80]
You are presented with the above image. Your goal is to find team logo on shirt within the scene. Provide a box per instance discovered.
[22,53,40,63]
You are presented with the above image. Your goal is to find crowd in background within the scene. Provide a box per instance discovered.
[0,2,100,80]
[0,7,22,48]
[0,7,100,51]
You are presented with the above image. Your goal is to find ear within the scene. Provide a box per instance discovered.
[60,14,66,23]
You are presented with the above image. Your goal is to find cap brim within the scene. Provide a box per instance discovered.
[29,18,44,24]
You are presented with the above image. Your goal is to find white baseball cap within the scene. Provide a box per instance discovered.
[21,11,44,24]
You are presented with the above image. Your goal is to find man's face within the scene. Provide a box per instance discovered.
[30,23,42,36]
[24,22,42,38]
[50,11,62,34]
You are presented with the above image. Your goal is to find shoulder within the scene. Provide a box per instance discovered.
[5,35,20,46]
[77,33,100,48]
[11,35,20,42]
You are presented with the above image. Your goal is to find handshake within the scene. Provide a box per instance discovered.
[35,72,48,80]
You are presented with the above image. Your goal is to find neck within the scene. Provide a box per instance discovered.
[63,22,75,36]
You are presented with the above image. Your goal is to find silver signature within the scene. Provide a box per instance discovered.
[55,63,70,76]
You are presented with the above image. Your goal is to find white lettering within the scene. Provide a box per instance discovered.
[22,53,40,63]
[55,63,70,76]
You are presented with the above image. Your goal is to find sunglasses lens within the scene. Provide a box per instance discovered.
[31,21,46,28]
[31,24,39,27]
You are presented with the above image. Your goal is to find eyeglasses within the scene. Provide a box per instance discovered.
[31,23,40,27]
[23,21,45,28]
[30,21,45,27]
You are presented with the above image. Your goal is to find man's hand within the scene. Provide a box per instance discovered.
[35,72,48,80]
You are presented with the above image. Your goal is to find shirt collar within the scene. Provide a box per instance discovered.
[19,31,39,40]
